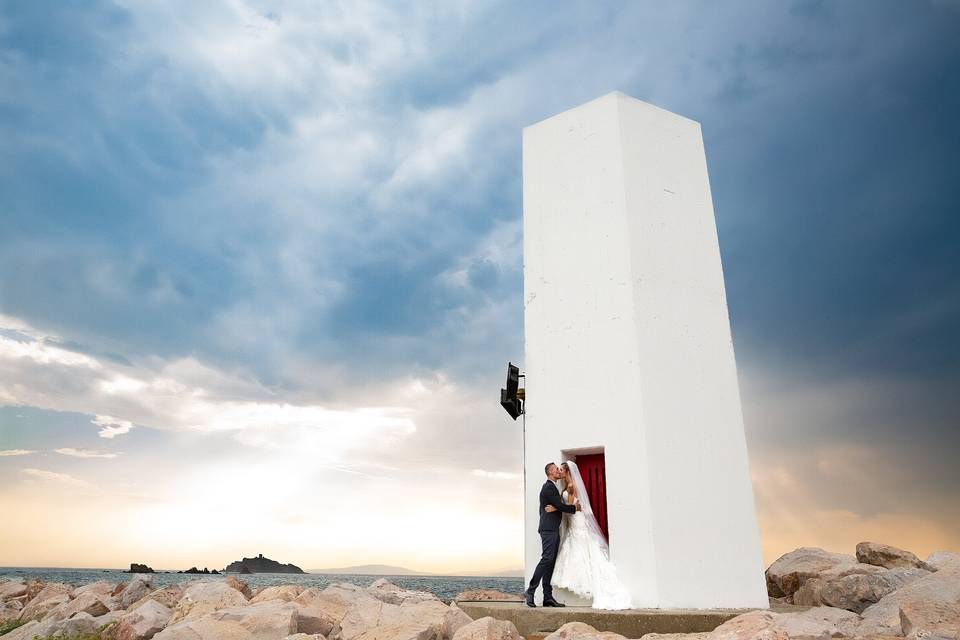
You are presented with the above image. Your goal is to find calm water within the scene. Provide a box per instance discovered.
[0,568,523,603]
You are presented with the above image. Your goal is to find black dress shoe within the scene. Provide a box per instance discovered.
[542,598,566,607]
[525,590,536,607]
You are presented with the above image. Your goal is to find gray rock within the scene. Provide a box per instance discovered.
[224,577,252,600]
[453,616,522,640]
[292,587,349,637]
[816,572,898,613]
[155,600,298,640]
[545,621,629,639]
[4,611,98,640]
[59,611,99,637]
[926,550,960,572]
[249,584,303,604]
[114,599,172,640]
[860,560,960,636]
[168,580,248,624]
[120,575,156,609]
[128,584,184,612]
[765,547,868,597]
[0,581,27,601]
[453,589,523,602]
[44,590,110,621]
[366,578,437,606]
[18,593,70,621]
[74,580,117,597]
[856,542,931,570]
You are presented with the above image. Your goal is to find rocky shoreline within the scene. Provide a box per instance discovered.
[0,541,956,640]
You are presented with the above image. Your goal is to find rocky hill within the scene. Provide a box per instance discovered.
[223,553,304,574]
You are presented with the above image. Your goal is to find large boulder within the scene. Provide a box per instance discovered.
[251,584,304,603]
[899,597,960,639]
[926,550,960,572]
[74,580,117,597]
[225,577,253,600]
[58,611,100,637]
[0,599,22,622]
[45,589,111,620]
[128,585,185,612]
[322,584,387,640]
[794,572,894,613]
[454,590,523,602]
[708,611,784,640]
[18,581,73,620]
[2,620,43,640]
[18,593,71,621]
[367,578,437,606]
[452,616,521,640]
[154,600,298,640]
[707,607,862,640]
[24,580,47,602]
[443,602,473,639]
[168,581,249,624]
[860,561,960,636]
[120,575,156,609]
[793,563,933,613]
[0,580,27,600]
[94,609,126,629]
[113,599,172,640]
[338,594,468,640]
[4,611,99,640]
[544,621,628,639]
[292,587,350,637]
[765,547,870,598]
[856,542,931,570]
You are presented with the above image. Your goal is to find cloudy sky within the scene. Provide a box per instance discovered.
[1,1,958,573]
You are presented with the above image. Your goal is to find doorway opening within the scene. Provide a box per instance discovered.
[562,447,608,542]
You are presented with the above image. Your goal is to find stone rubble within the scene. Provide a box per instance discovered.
[0,542,955,639]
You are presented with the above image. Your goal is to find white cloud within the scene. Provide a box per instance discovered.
[472,469,520,480]
[55,448,119,459]
[92,415,135,439]
[1,316,418,461]
[0,332,101,370]
[21,468,95,490]
[0,449,36,456]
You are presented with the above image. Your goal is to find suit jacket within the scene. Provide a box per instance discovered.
[538,479,576,532]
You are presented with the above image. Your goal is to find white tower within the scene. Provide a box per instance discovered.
[522,92,767,609]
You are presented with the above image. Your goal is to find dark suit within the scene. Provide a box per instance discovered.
[528,479,577,600]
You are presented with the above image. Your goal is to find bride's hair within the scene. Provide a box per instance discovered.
[560,462,576,493]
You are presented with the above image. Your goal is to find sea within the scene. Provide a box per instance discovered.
[0,568,523,603]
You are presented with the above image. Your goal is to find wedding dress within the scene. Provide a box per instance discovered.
[550,462,632,610]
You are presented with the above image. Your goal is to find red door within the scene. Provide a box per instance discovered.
[576,453,608,542]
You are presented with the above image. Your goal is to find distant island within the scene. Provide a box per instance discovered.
[180,566,220,574]
[225,553,305,574]
[126,563,154,573]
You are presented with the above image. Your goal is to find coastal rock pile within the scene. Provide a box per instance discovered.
[0,576,471,640]
[0,541,956,639]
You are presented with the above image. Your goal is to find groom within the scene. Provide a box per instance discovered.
[526,461,580,607]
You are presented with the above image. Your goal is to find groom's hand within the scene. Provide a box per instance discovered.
[544,505,557,512]
[576,503,582,511]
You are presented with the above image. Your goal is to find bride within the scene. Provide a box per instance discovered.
[547,460,632,610]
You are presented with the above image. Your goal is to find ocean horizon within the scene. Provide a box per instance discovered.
[0,567,524,602]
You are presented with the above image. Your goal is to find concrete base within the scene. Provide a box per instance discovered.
[456,601,807,639]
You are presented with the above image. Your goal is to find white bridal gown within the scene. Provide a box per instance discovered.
[551,492,632,610]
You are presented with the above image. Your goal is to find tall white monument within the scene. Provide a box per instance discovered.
[522,92,767,609]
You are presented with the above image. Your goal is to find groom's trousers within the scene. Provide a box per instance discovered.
[528,531,560,598]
